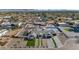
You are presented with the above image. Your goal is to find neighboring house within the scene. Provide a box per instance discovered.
[18,22,23,28]
[3,16,11,22]
[58,22,70,27]
[1,21,16,29]
[34,21,46,26]
[0,29,8,37]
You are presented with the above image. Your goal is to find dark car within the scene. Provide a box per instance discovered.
[52,33,57,36]
[42,33,52,39]
[28,34,35,39]
[37,34,42,38]
[46,33,52,38]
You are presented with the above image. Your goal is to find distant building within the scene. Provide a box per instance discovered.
[3,16,11,22]
[27,24,35,29]
[46,20,54,24]
[0,17,3,23]
[18,22,23,28]
[65,18,72,20]
[3,16,11,19]
[58,22,69,27]
[34,17,46,26]
[0,29,8,37]
[1,21,16,29]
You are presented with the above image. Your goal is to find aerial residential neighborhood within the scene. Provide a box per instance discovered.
[0,9,79,50]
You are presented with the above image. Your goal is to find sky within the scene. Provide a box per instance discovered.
[0,0,79,10]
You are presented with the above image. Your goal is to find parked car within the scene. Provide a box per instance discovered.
[46,33,52,38]
[28,34,35,40]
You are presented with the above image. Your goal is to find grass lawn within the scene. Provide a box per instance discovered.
[26,39,35,47]
[38,39,42,47]
[38,39,40,47]
[41,39,43,46]
[64,28,70,32]
[35,39,39,47]
[24,40,27,44]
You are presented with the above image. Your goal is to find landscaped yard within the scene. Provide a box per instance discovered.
[35,39,39,47]
[26,39,35,47]
[38,39,40,47]
[64,28,70,32]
